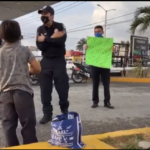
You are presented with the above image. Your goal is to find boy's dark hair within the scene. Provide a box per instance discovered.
[94,25,103,30]
[0,20,21,43]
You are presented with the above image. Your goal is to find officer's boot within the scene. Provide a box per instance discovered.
[60,103,69,114]
[39,115,52,124]
[39,106,53,124]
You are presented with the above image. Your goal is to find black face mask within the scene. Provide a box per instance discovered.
[41,16,49,24]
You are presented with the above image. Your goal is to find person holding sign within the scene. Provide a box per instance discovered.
[84,25,114,109]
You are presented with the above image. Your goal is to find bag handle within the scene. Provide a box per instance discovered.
[69,112,81,122]
[54,112,80,121]
[53,114,67,122]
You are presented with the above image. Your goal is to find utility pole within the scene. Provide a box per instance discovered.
[97,4,116,37]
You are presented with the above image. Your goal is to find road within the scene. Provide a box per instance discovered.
[67,69,72,78]
[1,82,150,147]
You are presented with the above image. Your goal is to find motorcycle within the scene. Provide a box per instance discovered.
[71,63,92,83]
[29,73,39,85]
[29,60,40,86]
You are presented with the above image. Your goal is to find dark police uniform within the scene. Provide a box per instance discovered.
[0,38,2,47]
[36,22,69,122]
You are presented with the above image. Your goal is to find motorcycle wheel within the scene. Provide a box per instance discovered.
[30,76,39,86]
[71,71,84,83]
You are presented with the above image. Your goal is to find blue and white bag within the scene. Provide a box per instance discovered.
[49,112,85,149]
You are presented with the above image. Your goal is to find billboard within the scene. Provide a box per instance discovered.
[130,35,149,63]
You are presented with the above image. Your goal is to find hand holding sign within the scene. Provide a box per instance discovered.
[85,36,113,69]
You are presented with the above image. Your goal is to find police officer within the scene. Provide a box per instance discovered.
[0,38,2,48]
[0,38,1,120]
[36,6,69,124]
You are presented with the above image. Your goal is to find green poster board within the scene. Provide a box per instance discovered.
[85,36,113,69]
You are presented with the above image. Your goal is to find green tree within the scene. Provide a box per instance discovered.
[76,38,87,51]
[126,41,130,45]
[120,41,126,47]
[130,6,150,34]
[120,41,130,47]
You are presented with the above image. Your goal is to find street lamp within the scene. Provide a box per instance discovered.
[97,4,116,37]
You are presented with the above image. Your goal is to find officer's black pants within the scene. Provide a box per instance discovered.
[40,56,69,117]
[0,90,38,147]
[91,66,110,104]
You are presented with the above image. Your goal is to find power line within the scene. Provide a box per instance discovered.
[21,7,137,32]
[22,32,35,35]
[55,2,82,12]
[21,7,133,28]
[67,37,81,40]
[21,10,135,37]
[19,2,84,25]
[23,35,34,37]
[22,2,86,26]
[22,9,135,32]
[67,19,133,33]
[21,17,91,27]
[23,37,34,40]
[67,11,135,32]
[22,19,133,38]
[56,1,86,14]
[16,2,78,24]
[15,1,66,22]
[19,2,91,25]
[56,15,92,23]
[21,18,91,28]
[53,1,66,7]
[55,18,91,24]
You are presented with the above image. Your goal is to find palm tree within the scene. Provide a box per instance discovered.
[130,6,150,34]
[120,41,126,47]
[76,38,87,51]
[126,41,130,45]
[120,41,130,48]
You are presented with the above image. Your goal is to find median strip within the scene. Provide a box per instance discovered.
[85,77,150,83]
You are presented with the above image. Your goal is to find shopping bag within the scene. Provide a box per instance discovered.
[49,112,85,149]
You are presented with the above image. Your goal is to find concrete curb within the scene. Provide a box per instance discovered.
[3,127,150,149]
[86,77,150,83]
[2,136,114,149]
[110,77,150,83]
[87,127,150,149]
[89,127,150,139]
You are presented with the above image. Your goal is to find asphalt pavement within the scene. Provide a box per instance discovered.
[1,82,150,147]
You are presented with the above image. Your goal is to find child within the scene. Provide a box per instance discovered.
[0,20,41,147]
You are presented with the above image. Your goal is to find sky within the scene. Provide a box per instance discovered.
[13,1,150,50]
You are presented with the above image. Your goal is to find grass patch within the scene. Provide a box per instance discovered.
[102,133,150,149]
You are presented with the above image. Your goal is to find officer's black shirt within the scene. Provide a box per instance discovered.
[36,21,67,58]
